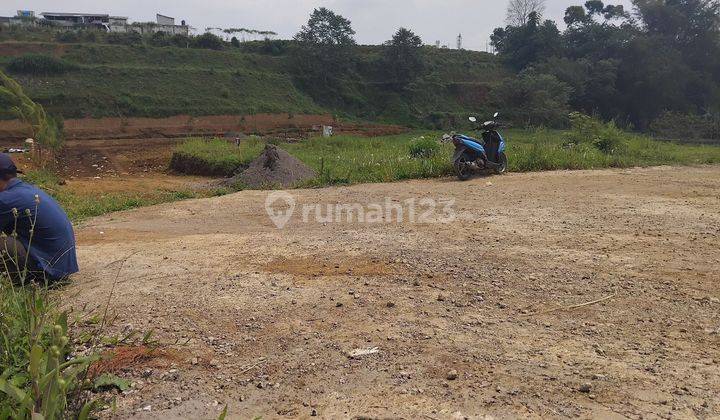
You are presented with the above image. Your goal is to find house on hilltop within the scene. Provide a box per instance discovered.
[0,10,39,27]
[10,11,189,35]
[131,14,189,36]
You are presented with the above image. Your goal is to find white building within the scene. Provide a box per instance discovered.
[130,14,189,36]
[32,11,187,35]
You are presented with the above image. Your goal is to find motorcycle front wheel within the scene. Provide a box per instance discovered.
[494,152,508,174]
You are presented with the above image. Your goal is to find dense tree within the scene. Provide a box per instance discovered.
[564,6,590,26]
[295,7,356,47]
[193,32,224,50]
[492,69,571,127]
[492,0,720,130]
[382,28,424,91]
[491,11,561,70]
[292,8,357,90]
[506,0,547,26]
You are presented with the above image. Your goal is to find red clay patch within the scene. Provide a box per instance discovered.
[89,346,179,376]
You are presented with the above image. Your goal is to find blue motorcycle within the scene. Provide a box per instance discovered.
[442,112,508,181]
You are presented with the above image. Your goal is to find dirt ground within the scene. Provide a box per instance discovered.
[0,114,406,142]
[64,166,720,419]
[0,114,406,179]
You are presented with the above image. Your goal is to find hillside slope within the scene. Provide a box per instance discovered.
[0,41,506,126]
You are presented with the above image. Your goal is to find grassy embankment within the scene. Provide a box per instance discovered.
[0,42,504,126]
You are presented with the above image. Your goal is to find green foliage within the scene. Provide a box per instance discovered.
[193,33,225,50]
[6,54,76,76]
[382,28,425,91]
[295,8,356,47]
[106,32,143,46]
[0,71,64,154]
[512,126,720,170]
[408,136,440,158]
[0,286,95,418]
[563,112,627,154]
[650,111,720,141]
[0,215,98,419]
[492,69,571,127]
[172,129,720,189]
[292,8,357,95]
[93,374,130,392]
[493,0,720,130]
[491,13,562,71]
[53,30,98,44]
[0,39,504,126]
[172,137,265,176]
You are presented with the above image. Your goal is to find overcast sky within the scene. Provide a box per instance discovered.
[3,0,634,51]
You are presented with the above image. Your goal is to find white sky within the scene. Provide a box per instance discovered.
[2,0,634,51]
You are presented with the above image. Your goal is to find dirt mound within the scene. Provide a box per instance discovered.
[230,144,316,188]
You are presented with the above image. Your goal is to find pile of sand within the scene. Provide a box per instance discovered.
[228,144,317,188]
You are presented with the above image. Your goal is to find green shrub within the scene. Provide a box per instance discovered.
[54,31,79,43]
[408,136,441,158]
[106,32,143,46]
[6,54,76,75]
[563,112,628,155]
[650,111,720,141]
[171,137,264,176]
[192,33,224,50]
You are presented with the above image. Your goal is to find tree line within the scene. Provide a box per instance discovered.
[491,0,720,137]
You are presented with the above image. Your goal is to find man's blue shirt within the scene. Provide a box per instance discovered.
[0,178,78,280]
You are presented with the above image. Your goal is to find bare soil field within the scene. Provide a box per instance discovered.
[0,114,406,178]
[65,166,719,419]
[0,114,405,142]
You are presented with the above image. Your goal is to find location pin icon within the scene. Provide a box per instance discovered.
[265,191,296,229]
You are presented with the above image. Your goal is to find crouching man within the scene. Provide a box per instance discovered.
[0,154,78,284]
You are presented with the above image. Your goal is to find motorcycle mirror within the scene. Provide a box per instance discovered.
[493,112,499,118]
[468,117,477,123]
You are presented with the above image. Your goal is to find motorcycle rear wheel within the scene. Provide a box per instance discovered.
[455,156,472,181]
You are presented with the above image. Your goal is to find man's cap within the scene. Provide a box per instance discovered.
[0,153,22,175]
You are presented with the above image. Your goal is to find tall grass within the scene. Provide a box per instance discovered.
[283,134,452,186]
[0,284,97,418]
[172,137,265,176]
[173,126,720,189]
[6,54,77,76]
[0,203,97,418]
[509,128,720,171]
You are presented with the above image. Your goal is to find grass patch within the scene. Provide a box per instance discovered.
[22,169,199,222]
[170,137,264,176]
[6,54,77,76]
[508,128,720,171]
[284,134,452,185]
[174,126,720,189]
